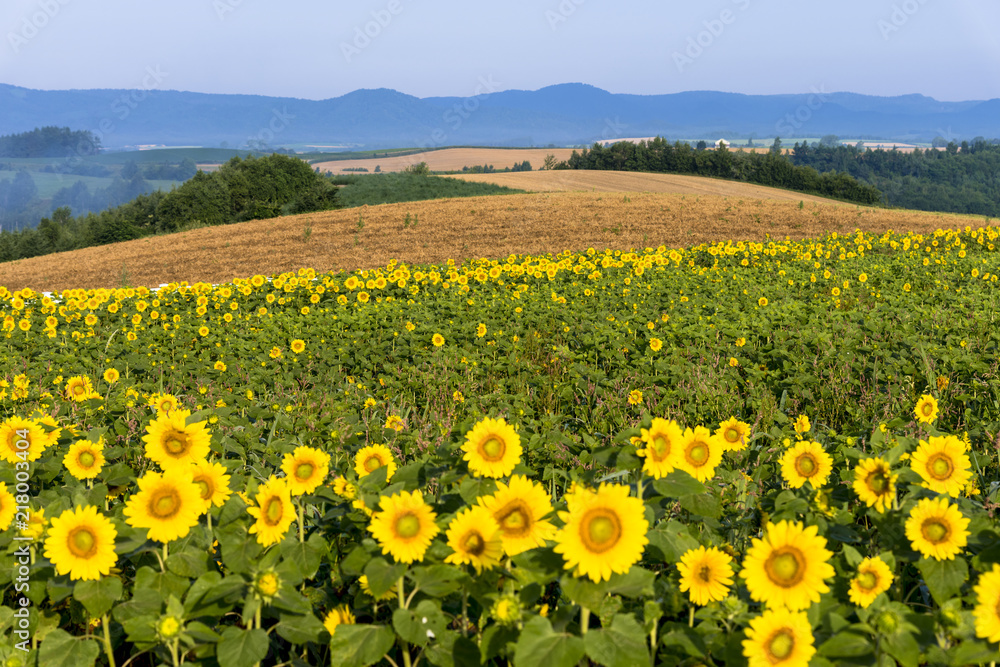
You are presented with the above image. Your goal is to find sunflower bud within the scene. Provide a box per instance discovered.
[156,615,182,640]
[490,595,522,627]
[873,610,899,635]
[255,571,281,600]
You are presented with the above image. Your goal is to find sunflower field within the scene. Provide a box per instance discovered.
[0,224,998,667]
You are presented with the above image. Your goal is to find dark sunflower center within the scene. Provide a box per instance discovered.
[263,497,284,525]
[163,432,188,456]
[725,428,740,443]
[768,629,795,661]
[928,454,953,480]
[922,519,949,544]
[395,513,421,539]
[73,385,85,395]
[79,451,96,468]
[364,457,382,473]
[68,527,97,558]
[195,479,212,500]
[463,531,486,556]
[480,437,505,460]
[921,403,934,416]
[581,509,622,554]
[857,571,878,591]
[650,435,670,459]
[796,454,817,476]
[150,490,181,519]
[867,470,888,493]
[295,463,315,480]
[686,442,709,466]
[496,502,532,538]
[765,548,805,587]
[698,565,712,582]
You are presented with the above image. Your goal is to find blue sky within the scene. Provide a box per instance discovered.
[2,0,998,101]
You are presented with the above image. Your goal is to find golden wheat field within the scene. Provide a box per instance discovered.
[312,147,577,173]
[0,191,986,292]
[449,170,841,203]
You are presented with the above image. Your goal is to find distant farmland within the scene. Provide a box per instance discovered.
[312,147,577,173]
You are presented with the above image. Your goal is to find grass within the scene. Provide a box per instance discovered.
[331,172,526,208]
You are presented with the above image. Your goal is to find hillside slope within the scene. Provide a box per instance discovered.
[449,170,843,203]
[0,192,984,293]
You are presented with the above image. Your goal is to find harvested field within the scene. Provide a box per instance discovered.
[312,147,576,173]
[450,170,841,203]
[0,191,987,293]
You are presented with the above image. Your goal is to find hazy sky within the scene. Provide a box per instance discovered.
[1,0,998,101]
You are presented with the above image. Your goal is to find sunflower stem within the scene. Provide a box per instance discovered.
[298,498,305,543]
[101,614,117,667]
[579,607,590,636]
[398,575,407,610]
[162,542,169,571]
[688,605,695,628]
[461,590,469,638]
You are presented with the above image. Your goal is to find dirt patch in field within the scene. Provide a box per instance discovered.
[313,148,577,174]
[450,170,841,204]
[0,191,986,293]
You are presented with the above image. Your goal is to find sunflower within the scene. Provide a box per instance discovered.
[478,475,556,557]
[368,490,440,563]
[741,520,835,611]
[281,446,331,495]
[792,415,811,436]
[973,564,1000,643]
[189,460,232,508]
[290,339,306,354]
[147,392,179,414]
[852,458,896,513]
[780,441,833,489]
[444,506,504,574]
[742,607,816,667]
[910,435,972,496]
[354,444,397,483]
[246,476,296,547]
[637,418,683,479]
[554,483,649,582]
[677,545,735,606]
[914,394,939,424]
[323,606,356,636]
[142,409,212,470]
[461,417,522,478]
[848,557,894,608]
[0,483,16,530]
[0,417,46,464]
[19,507,47,540]
[103,368,120,384]
[332,477,358,500]
[359,574,397,601]
[676,426,724,482]
[124,468,208,543]
[432,333,445,347]
[715,417,750,452]
[905,496,969,561]
[43,505,118,581]
[63,439,106,480]
[64,375,95,402]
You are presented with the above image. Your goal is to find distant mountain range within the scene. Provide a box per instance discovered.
[1,82,997,151]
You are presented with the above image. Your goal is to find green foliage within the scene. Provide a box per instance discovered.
[0,126,101,158]
[332,172,524,208]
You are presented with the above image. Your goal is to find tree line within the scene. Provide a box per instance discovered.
[555,138,883,205]
[0,126,101,158]
[788,140,1000,216]
[0,154,338,262]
